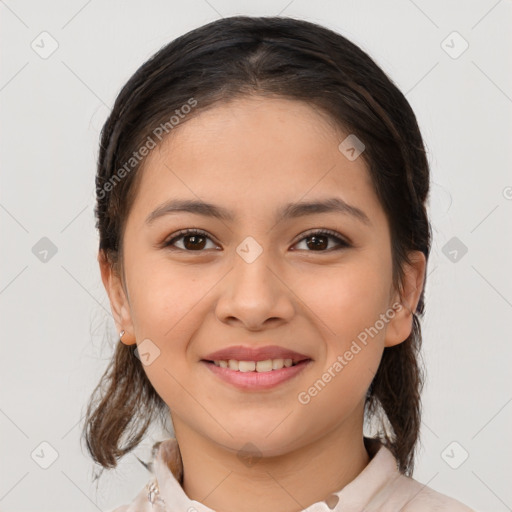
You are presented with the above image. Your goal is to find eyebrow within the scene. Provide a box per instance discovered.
[145,197,371,226]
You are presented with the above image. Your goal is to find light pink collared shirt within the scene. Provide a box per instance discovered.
[111,437,475,511]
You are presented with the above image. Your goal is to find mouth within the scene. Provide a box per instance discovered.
[200,358,313,391]
[201,344,312,366]
[200,357,311,372]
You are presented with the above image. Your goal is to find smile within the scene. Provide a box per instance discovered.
[201,359,312,391]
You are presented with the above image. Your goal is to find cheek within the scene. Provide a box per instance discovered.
[127,253,215,340]
[297,257,392,343]
[294,259,391,393]
[127,259,218,407]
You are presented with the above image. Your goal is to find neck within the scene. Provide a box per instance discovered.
[171,405,371,512]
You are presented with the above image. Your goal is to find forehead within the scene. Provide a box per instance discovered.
[128,96,385,228]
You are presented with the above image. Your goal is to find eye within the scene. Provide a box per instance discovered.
[163,229,220,251]
[292,229,350,252]
[163,229,350,252]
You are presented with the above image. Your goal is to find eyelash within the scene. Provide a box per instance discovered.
[162,228,351,252]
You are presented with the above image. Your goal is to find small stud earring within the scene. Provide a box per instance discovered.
[119,330,125,341]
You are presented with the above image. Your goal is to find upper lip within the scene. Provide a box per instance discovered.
[202,345,312,363]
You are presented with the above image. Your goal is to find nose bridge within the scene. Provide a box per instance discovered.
[231,243,277,302]
[215,241,294,328]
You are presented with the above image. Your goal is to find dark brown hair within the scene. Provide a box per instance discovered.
[82,15,432,480]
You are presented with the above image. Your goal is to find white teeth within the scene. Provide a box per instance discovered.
[256,360,273,372]
[239,361,256,372]
[213,358,296,372]
[272,358,284,369]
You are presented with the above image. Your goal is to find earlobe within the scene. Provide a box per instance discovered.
[384,251,427,348]
[119,329,137,345]
[98,250,136,346]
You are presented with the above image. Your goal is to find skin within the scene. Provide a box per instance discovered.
[100,96,426,512]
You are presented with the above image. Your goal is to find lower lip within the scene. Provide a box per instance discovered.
[201,360,312,391]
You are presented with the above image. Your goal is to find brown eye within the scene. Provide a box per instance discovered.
[293,230,350,252]
[164,229,218,251]
[305,234,328,251]
[182,234,207,250]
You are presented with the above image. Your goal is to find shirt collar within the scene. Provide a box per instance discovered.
[149,436,400,512]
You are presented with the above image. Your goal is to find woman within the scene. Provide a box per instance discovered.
[83,15,475,511]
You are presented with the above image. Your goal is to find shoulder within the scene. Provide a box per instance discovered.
[358,440,475,511]
[387,473,476,511]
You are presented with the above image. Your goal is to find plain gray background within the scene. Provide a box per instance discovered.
[1,1,511,511]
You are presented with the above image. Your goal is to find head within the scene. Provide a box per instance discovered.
[82,15,431,480]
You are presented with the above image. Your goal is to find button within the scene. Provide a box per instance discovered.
[325,493,340,509]
[146,478,162,505]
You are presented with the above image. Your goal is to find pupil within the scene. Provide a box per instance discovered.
[307,235,327,250]
[184,235,206,250]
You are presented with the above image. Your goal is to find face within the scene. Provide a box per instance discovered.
[102,96,425,457]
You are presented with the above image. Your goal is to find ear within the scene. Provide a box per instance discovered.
[98,250,136,345]
[384,251,427,348]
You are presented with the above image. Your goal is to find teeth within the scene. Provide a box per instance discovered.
[213,358,295,372]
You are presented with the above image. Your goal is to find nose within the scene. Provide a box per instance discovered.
[215,250,295,331]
